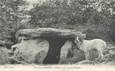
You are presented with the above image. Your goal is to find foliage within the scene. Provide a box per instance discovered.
[28,0,115,42]
[0,47,10,64]
[0,0,29,48]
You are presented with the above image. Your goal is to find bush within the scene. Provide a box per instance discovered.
[0,47,10,64]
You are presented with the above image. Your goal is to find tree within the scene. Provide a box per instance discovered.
[28,0,115,42]
[0,0,28,48]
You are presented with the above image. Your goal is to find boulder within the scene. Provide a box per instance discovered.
[59,48,85,64]
[11,39,49,64]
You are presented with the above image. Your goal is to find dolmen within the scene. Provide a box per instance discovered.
[10,28,85,64]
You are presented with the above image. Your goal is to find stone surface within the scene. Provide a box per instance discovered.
[11,28,85,64]
[16,28,83,39]
[11,38,49,64]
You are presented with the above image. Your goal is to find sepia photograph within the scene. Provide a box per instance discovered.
[0,0,115,70]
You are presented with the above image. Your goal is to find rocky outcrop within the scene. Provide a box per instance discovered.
[11,28,85,64]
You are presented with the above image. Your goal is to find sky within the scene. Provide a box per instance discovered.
[25,0,46,4]
[25,0,38,3]
[24,0,46,10]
